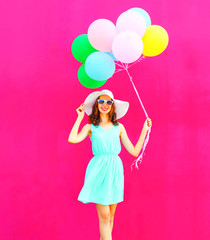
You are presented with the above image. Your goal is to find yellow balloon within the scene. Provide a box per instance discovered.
[142,25,169,57]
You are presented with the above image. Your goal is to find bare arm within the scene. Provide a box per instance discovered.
[68,103,91,144]
[120,118,152,157]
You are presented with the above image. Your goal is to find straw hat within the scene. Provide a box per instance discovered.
[84,89,129,119]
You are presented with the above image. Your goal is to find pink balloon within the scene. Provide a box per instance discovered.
[88,19,117,52]
[112,31,143,63]
[116,11,146,38]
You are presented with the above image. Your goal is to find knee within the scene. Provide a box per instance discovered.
[110,215,114,223]
[99,213,111,224]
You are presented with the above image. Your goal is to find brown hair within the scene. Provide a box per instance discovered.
[88,96,119,126]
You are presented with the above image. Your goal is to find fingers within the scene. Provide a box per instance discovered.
[146,118,152,127]
[80,103,85,111]
[76,103,85,113]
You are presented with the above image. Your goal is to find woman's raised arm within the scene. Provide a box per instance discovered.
[68,103,91,143]
[119,118,152,157]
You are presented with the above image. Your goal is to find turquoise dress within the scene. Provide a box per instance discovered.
[78,123,124,205]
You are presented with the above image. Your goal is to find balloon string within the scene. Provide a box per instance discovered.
[115,62,124,68]
[115,69,124,73]
[123,65,151,170]
[125,66,148,118]
[114,58,150,169]
[131,127,151,170]
[120,61,127,69]
[127,57,144,69]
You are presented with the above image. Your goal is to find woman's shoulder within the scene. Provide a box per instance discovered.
[118,122,126,132]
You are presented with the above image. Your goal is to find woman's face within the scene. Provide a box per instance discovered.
[97,95,113,114]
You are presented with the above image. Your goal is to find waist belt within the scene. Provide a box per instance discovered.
[94,153,119,156]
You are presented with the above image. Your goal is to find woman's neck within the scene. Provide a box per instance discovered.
[100,114,110,123]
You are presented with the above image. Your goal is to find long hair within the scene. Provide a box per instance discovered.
[88,96,119,126]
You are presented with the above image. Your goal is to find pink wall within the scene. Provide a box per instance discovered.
[0,0,209,239]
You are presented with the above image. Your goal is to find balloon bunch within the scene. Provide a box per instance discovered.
[71,7,169,89]
[71,7,169,168]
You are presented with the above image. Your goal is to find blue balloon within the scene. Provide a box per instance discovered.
[85,52,116,81]
[105,52,118,61]
[128,8,151,27]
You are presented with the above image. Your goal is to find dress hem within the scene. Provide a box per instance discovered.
[77,198,124,205]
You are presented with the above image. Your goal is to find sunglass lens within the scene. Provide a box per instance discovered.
[98,100,105,105]
[107,101,113,106]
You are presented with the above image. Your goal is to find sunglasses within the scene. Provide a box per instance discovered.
[97,99,113,106]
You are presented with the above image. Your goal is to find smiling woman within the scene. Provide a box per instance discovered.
[68,89,152,240]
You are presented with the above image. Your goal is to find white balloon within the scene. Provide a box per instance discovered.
[116,11,146,38]
[88,19,117,52]
[112,31,143,63]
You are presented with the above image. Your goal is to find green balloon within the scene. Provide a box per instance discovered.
[78,64,107,89]
[71,34,98,63]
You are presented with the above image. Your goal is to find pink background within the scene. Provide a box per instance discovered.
[0,0,209,239]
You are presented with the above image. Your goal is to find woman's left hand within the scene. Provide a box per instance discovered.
[143,118,152,132]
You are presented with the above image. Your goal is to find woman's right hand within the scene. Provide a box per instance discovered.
[76,103,85,119]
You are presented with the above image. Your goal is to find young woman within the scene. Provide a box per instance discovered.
[68,89,152,240]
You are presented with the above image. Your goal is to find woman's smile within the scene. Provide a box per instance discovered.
[101,106,109,111]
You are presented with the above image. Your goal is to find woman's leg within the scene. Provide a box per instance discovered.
[95,203,112,240]
[109,203,117,233]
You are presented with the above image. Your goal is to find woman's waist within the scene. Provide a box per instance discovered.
[93,152,120,156]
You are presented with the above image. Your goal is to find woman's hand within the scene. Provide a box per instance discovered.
[76,103,85,119]
[143,118,152,132]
